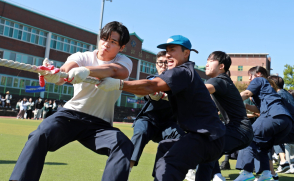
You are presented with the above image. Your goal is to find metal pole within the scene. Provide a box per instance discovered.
[96,0,106,48]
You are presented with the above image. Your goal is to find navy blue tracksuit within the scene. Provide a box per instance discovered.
[195,73,253,181]
[236,77,294,174]
[131,80,185,166]
[152,61,226,181]
[10,108,133,181]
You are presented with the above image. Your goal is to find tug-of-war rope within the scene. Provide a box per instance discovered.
[0,58,101,86]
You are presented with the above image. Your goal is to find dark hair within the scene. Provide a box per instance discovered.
[268,75,284,89]
[208,51,231,72]
[100,21,130,47]
[248,66,268,78]
[226,70,231,77]
[156,51,166,59]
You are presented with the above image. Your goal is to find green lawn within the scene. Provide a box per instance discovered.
[0,118,294,181]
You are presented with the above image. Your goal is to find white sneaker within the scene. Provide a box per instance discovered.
[213,173,226,181]
[234,170,255,181]
[285,165,294,174]
[256,170,273,181]
[185,169,195,181]
[276,161,290,173]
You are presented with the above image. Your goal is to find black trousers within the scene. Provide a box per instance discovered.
[153,132,225,181]
[26,110,33,119]
[10,108,134,181]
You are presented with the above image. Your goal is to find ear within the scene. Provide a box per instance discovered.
[184,49,190,60]
[219,63,225,70]
[119,45,126,52]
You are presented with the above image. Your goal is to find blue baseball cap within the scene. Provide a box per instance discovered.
[157,35,192,50]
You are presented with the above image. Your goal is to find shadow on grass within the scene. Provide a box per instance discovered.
[228,173,294,181]
[0,160,67,165]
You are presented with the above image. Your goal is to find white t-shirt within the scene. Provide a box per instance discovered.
[63,50,133,125]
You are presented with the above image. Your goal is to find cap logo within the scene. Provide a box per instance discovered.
[167,38,174,43]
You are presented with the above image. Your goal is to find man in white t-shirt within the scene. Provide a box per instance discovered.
[10,21,133,181]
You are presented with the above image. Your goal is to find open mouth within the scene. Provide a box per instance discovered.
[168,60,174,67]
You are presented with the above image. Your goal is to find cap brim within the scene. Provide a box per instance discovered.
[157,42,191,50]
[157,43,170,49]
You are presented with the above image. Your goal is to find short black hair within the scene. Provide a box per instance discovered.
[156,51,166,59]
[208,51,231,72]
[248,66,268,78]
[100,21,130,47]
[268,75,284,89]
[180,46,198,61]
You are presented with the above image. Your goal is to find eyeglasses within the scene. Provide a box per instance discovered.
[156,61,168,67]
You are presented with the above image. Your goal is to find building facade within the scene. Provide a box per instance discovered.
[0,1,208,109]
[228,53,271,83]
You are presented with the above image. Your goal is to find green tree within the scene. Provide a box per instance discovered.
[234,81,249,92]
[283,64,294,90]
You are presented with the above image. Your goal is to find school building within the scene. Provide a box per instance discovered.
[0,1,209,110]
[227,53,271,83]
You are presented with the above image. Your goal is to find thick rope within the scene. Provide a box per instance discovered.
[0,58,101,85]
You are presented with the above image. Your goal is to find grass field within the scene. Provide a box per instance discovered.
[1,118,294,181]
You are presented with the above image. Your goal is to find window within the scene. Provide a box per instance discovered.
[13,78,19,87]
[6,77,13,87]
[19,79,25,88]
[68,86,73,95]
[238,66,243,71]
[54,84,59,93]
[63,86,68,94]
[50,34,91,54]
[237,76,242,81]
[1,76,6,85]
[0,51,3,59]
[0,18,47,46]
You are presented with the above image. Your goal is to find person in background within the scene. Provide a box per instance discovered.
[34,97,44,120]
[52,100,58,114]
[15,99,21,112]
[26,98,34,119]
[1,96,6,107]
[289,90,294,99]
[45,100,53,118]
[5,91,12,108]
[268,75,294,174]
[42,99,48,119]
[17,98,28,119]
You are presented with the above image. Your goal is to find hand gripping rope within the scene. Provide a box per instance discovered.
[0,58,101,86]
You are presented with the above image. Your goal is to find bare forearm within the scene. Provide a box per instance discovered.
[86,64,128,80]
[245,104,260,113]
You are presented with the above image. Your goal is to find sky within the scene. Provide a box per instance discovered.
[4,0,294,76]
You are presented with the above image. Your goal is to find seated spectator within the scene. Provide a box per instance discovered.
[5,91,12,108]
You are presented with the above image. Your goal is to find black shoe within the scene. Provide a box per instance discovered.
[272,173,279,181]
[220,161,231,170]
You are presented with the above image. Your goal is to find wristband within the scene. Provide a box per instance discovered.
[119,80,124,90]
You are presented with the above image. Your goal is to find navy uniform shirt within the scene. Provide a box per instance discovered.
[158,61,226,141]
[136,75,176,127]
[247,77,292,119]
[277,89,294,118]
[206,73,252,140]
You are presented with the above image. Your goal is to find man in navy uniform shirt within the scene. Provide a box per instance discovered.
[129,51,184,170]
[191,51,253,181]
[97,35,226,181]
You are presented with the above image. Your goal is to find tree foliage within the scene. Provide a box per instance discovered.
[234,81,249,92]
[283,64,294,90]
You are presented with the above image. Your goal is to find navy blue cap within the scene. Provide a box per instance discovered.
[157,35,192,50]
